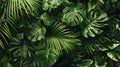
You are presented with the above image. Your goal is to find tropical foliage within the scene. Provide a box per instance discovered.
[0,0,120,67]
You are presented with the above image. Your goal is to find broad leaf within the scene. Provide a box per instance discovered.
[82,10,108,38]
[9,33,34,58]
[0,56,12,67]
[62,3,84,26]
[36,49,59,67]
[77,59,93,67]
[27,22,46,42]
[107,51,120,61]
[42,0,68,11]
[40,13,55,26]
[94,55,107,67]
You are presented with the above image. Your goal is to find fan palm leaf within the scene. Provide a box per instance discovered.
[41,22,80,52]
[2,0,40,20]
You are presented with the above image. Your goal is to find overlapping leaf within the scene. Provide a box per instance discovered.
[42,0,68,11]
[27,22,46,42]
[82,10,108,38]
[9,33,34,58]
[41,22,80,52]
[2,0,40,19]
[62,3,84,26]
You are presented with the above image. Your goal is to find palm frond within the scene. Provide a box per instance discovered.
[41,22,80,52]
[2,0,40,19]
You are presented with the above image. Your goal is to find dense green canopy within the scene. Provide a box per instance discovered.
[0,0,120,67]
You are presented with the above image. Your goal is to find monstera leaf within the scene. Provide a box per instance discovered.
[27,22,46,42]
[9,33,34,58]
[36,49,60,67]
[82,10,108,38]
[62,3,84,26]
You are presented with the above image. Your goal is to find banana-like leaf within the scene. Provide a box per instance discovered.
[62,3,84,26]
[27,22,46,42]
[82,10,108,38]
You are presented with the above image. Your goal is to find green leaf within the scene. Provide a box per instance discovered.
[77,59,93,67]
[94,55,107,67]
[82,10,108,38]
[0,56,12,67]
[42,0,67,11]
[9,33,34,58]
[62,3,84,26]
[117,2,120,9]
[111,0,118,3]
[40,13,55,26]
[28,22,46,42]
[41,22,80,52]
[107,51,119,61]
[36,49,59,67]
[2,0,40,19]
[8,63,13,67]
[99,0,104,4]
[0,39,4,49]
